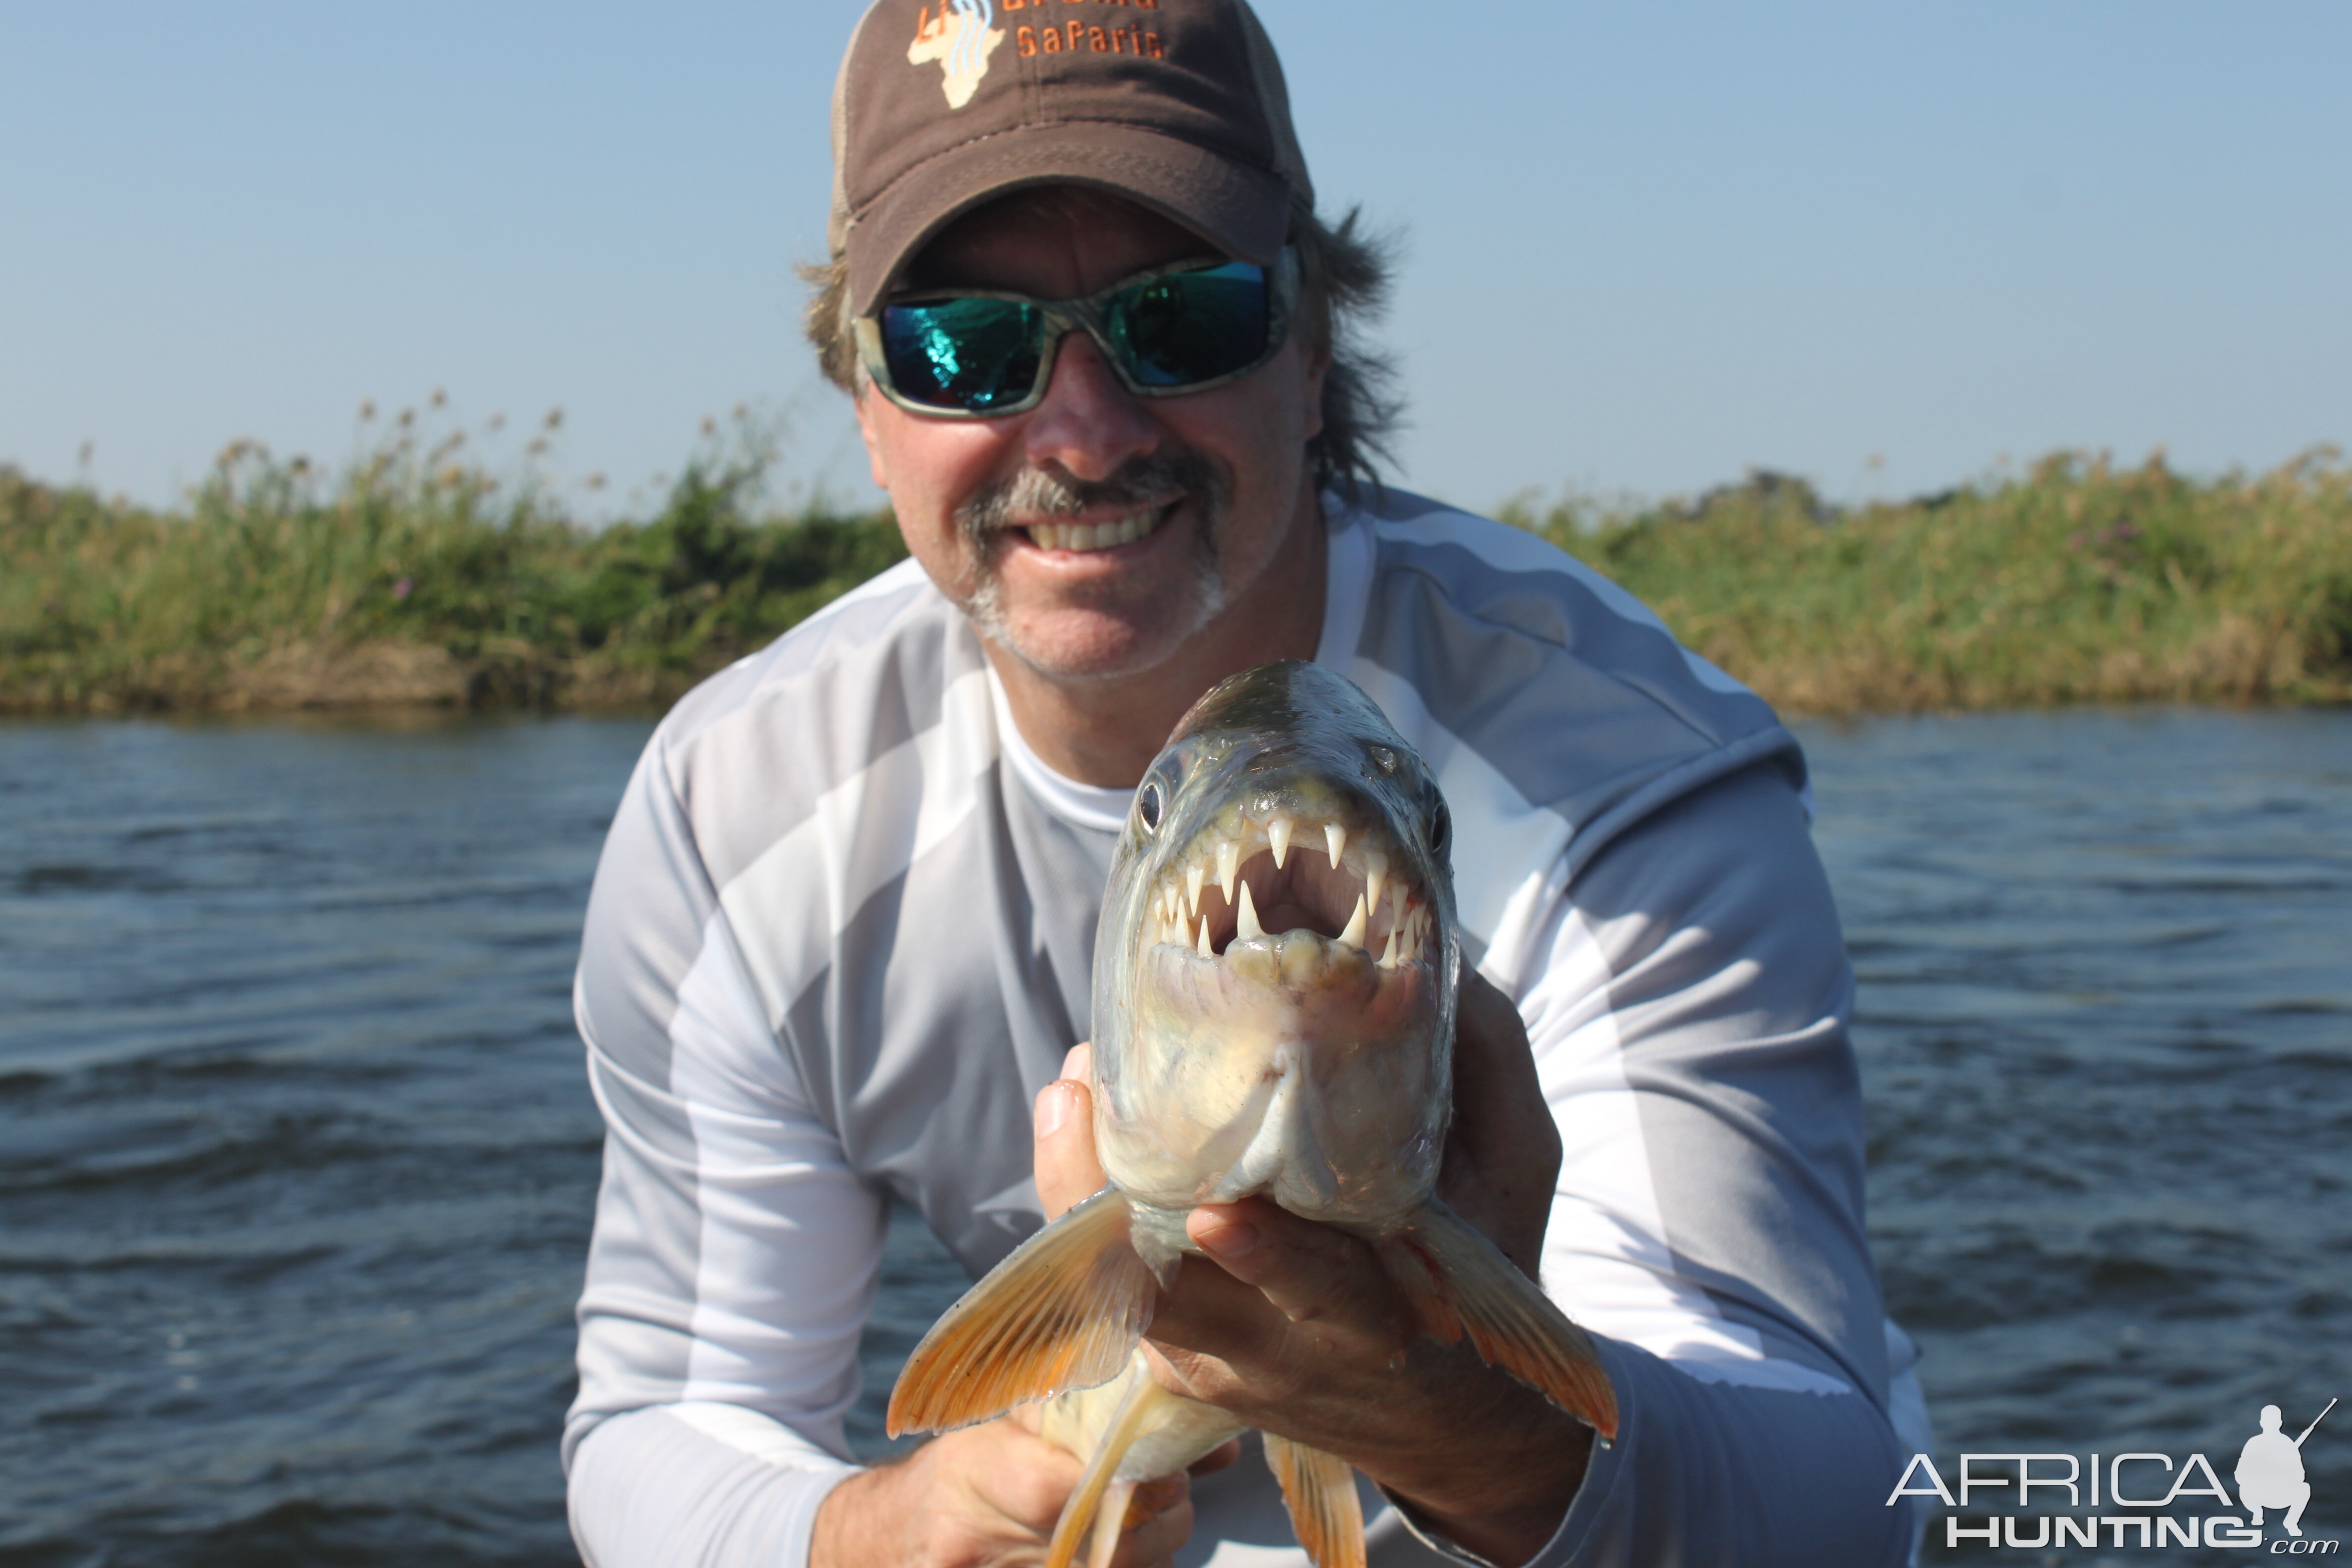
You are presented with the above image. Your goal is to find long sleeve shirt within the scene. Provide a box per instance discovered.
[564,490,1929,1567]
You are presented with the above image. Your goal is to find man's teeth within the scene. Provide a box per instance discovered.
[1144,817,1430,969]
[1025,510,1158,552]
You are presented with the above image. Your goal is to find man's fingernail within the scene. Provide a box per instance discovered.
[1195,1218,1259,1258]
[1034,1083,1071,1139]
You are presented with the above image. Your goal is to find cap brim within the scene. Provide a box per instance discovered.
[846,122,1293,315]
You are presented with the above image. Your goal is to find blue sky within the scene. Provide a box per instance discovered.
[3,1,2345,520]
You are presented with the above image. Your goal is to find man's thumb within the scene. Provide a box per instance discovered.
[1033,1044,1107,1221]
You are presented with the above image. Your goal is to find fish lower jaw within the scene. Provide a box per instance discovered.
[1164,925,1429,992]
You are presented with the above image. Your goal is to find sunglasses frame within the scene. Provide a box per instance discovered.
[855,247,1300,419]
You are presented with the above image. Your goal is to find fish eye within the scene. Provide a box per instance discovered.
[1137,780,1164,834]
[1427,800,1451,858]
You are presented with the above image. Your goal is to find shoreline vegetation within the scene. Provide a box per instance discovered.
[5,421,2348,719]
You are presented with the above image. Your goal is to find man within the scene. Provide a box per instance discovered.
[2237,1405,2313,1536]
[564,1,1927,1564]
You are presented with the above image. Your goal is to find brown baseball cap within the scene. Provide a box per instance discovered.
[828,0,1314,316]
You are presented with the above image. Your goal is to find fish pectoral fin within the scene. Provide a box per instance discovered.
[886,1187,1154,1437]
[1044,1362,1174,1568]
[1264,1432,1367,1568]
[1374,1201,1621,1442]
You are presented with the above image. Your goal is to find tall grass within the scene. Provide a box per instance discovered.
[6,431,2348,716]
[1,419,906,714]
[1502,448,2352,713]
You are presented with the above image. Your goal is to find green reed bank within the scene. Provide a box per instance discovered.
[6,438,2349,718]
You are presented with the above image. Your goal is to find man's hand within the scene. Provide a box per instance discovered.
[1437,964,1565,1279]
[810,1418,1194,1568]
[812,1046,1234,1568]
[1034,969,1591,1568]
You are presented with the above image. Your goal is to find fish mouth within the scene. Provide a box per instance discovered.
[1139,805,1435,973]
[1112,795,1446,1222]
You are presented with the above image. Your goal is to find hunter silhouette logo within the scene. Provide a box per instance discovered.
[1888,1394,2340,1552]
[909,0,1004,108]
[2241,1399,2333,1538]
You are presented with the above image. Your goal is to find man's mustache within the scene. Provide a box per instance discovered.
[955,452,1226,543]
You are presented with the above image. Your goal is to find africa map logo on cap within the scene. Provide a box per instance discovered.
[909,0,1004,108]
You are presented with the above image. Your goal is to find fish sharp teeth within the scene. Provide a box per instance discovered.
[1364,849,1387,916]
[1325,823,1346,868]
[1235,880,1263,941]
[1216,839,1239,901]
[1337,892,1368,950]
[1389,881,1409,930]
[1378,925,1400,969]
[1267,816,1292,869]
[1185,865,1204,917]
[1197,913,1213,958]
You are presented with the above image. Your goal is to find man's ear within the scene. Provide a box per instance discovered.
[1297,332,1331,446]
[852,381,892,491]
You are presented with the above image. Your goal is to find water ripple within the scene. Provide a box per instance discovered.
[3,707,2347,1565]
[1803,708,2352,1561]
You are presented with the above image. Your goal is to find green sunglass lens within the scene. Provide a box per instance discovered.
[880,297,1044,411]
[1108,262,1271,389]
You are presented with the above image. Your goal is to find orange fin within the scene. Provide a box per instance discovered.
[887,1186,1154,1436]
[1264,1432,1366,1568]
[1080,1478,1137,1568]
[1043,1367,1160,1568]
[1375,1200,1620,1441]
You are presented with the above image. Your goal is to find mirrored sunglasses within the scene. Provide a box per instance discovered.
[855,249,1298,417]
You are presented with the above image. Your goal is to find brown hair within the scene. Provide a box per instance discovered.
[800,198,1401,502]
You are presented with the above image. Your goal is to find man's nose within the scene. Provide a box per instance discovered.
[1021,330,1158,482]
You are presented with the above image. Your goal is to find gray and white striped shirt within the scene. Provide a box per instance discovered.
[565,490,1927,1567]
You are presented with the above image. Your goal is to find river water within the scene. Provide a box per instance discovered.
[1,708,2346,1566]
